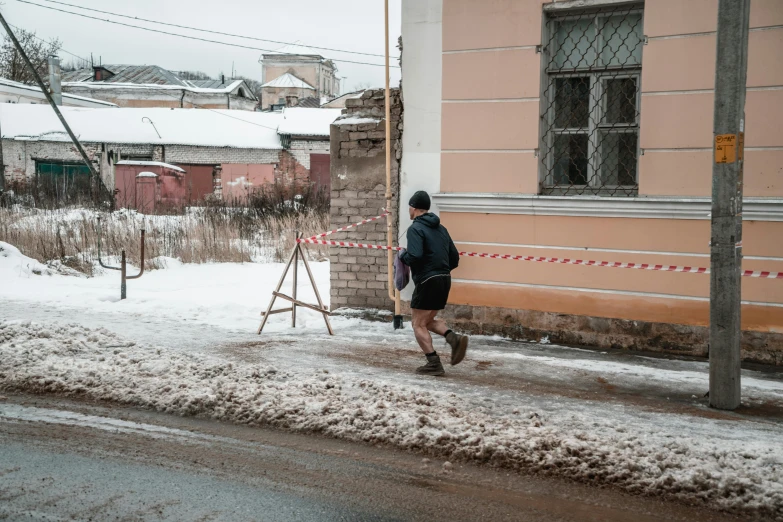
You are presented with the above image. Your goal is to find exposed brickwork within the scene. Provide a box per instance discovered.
[163,146,280,165]
[289,139,330,170]
[276,149,309,187]
[329,88,402,311]
[1,140,101,185]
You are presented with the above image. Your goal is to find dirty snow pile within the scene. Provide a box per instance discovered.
[1,321,781,519]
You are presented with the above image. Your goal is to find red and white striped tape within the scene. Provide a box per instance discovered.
[300,237,400,251]
[299,216,783,279]
[743,270,783,279]
[306,210,389,240]
[299,238,783,279]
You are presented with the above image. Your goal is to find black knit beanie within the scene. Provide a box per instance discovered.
[408,190,431,211]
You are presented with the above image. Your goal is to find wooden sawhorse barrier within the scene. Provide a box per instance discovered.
[257,233,333,335]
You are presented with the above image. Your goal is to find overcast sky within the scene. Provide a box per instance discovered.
[1,0,402,92]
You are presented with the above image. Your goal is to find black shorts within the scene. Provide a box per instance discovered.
[411,275,451,311]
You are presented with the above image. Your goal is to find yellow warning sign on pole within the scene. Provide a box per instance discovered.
[715,134,737,164]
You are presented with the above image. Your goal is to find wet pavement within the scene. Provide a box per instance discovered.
[0,394,742,522]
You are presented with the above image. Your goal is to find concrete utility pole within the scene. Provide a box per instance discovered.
[709,0,751,410]
[0,11,107,204]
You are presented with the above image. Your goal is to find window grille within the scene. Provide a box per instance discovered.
[540,4,644,196]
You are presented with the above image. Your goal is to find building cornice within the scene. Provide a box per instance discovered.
[432,193,783,221]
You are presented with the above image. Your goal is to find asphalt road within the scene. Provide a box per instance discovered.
[0,394,742,522]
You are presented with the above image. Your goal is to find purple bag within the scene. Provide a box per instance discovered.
[394,249,411,291]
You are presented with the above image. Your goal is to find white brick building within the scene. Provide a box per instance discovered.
[0,105,339,202]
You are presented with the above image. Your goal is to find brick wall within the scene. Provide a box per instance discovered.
[163,146,280,165]
[329,88,402,311]
[1,140,101,185]
[289,139,330,170]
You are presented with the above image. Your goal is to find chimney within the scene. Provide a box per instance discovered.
[48,55,63,106]
[221,74,225,85]
[92,66,115,82]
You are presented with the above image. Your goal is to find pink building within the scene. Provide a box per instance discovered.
[400,0,783,362]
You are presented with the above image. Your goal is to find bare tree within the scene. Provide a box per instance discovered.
[235,75,263,99]
[178,70,213,81]
[353,81,373,91]
[61,57,90,73]
[0,28,61,84]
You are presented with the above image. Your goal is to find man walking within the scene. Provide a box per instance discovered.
[399,191,468,376]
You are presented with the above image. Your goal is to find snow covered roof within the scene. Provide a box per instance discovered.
[322,91,364,108]
[0,105,284,149]
[116,160,185,173]
[277,108,342,136]
[62,65,188,86]
[188,79,244,90]
[261,73,315,90]
[62,79,250,95]
[136,171,158,178]
[60,65,256,99]
[0,77,117,107]
[334,116,381,126]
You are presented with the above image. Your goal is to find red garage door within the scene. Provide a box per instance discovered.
[175,164,215,202]
[310,154,330,194]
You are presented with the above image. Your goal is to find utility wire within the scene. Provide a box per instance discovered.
[6,27,283,132]
[14,0,400,68]
[36,0,400,60]
[8,26,298,133]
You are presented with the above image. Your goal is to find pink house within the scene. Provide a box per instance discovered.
[399,0,783,362]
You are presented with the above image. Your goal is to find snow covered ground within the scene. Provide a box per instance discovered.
[1,240,782,519]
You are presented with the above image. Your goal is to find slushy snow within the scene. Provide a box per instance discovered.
[1,240,782,519]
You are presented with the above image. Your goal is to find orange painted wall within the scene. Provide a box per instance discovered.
[436,0,783,331]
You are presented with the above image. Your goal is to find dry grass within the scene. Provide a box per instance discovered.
[0,205,329,274]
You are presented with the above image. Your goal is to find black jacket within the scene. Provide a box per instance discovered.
[399,213,460,285]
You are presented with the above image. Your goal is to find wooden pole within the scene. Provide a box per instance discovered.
[258,242,299,334]
[300,247,334,335]
[383,0,403,328]
[292,234,299,328]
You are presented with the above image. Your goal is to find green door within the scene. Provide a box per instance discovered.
[35,161,92,204]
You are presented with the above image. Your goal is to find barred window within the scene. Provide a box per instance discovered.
[540,4,644,196]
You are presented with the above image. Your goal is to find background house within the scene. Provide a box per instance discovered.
[261,73,316,111]
[322,90,365,109]
[260,44,339,110]
[398,0,783,362]
[0,105,340,208]
[0,77,116,108]
[61,65,258,111]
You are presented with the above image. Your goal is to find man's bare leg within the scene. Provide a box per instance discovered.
[412,309,439,354]
[412,308,445,376]
[426,316,448,337]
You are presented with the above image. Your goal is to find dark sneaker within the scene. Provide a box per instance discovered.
[416,354,445,376]
[446,332,468,366]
